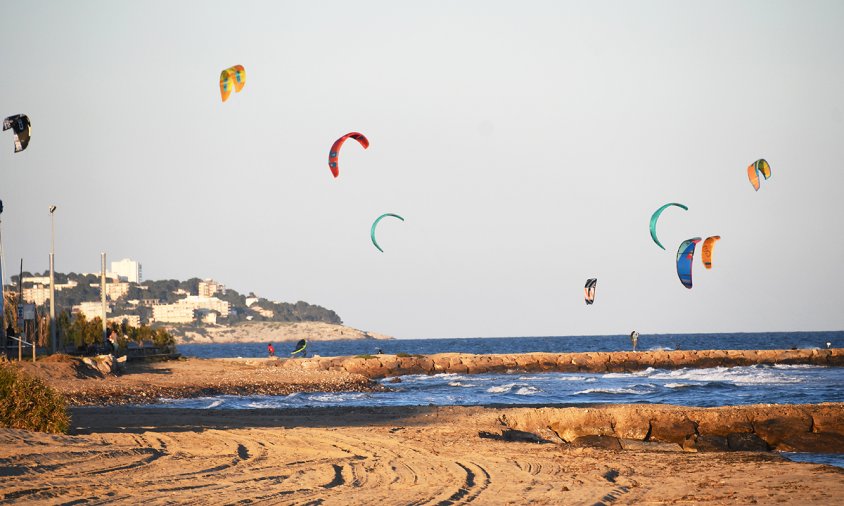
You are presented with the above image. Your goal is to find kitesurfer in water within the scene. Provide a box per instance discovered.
[292,339,307,358]
[630,331,639,352]
[267,343,275,357]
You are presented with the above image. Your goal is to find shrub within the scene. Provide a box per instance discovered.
[0,361,70,433]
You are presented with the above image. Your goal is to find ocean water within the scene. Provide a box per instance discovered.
[167,333,844,468]
[154,363,844,468]
[157,364,844,410]
[177,331,843,359]
[171,332,844,412]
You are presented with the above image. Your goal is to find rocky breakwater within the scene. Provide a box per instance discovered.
[487,403,844,454]
[276,348,844,378]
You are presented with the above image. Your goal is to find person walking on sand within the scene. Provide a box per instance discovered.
[630,330,639,352]
[267,343,275,358]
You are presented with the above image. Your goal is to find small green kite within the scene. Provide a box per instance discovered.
[371,213,405,253]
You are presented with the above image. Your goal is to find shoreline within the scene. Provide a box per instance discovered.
[17,356,384,407]
[15,348,842,407]
[274,348,844,378]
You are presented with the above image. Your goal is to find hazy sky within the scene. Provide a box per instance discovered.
[1,1,843,339]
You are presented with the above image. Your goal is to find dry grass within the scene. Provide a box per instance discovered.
[0,360,70,433]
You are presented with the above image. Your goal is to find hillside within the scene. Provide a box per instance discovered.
[169,321,392,344]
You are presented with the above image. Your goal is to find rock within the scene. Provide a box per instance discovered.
[547,409,616,442]
[727,433,769,452]
[695,410,753,437]
[571,435,622,450]
[693,435,731,452]
[620,439,683,452]
[648,415,697,446]
[611,409,651,440]
[811,405,844,434]
[752,414,812,447]
[777,432,844,453]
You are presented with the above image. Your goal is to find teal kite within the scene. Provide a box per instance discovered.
[371,213,404,253]
[650,203,688,250]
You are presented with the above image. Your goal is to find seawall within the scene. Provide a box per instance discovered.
[272,348,844,378]
[491,403,844,453]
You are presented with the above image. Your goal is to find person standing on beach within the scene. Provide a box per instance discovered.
[107,330,118,355]
[267,343,275,357]
[630,331,639,352]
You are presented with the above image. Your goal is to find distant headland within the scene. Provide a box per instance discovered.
[10,270,391,343]
[171,321,392,344]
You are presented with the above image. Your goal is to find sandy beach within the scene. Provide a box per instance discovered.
[1,354,843,504]
[0,404,841,504]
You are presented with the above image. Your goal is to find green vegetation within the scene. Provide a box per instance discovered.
[355,354,376,359]
[395,353,425,358]
[55,312,175,352]
[0,361,69,433]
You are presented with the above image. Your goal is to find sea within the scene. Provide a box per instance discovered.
[171,331,844,467]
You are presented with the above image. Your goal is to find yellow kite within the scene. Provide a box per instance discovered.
[747,159,771,191]
[220,65,246,102]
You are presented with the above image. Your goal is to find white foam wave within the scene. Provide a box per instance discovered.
[665,382,696,389]
[574,387,648,395]
[486,383,535,394]
[203,399,224,409]
[515,386,540,396]
[556,376,591,381]
[646,366,803,385]
[404,373,466,381]
[487,383,517,393]
[309,392,367,403]
[604,367,657,379]
[448,381,475,388]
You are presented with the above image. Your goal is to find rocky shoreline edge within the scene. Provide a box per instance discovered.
[272,347,843,377]
[22,348,841,406]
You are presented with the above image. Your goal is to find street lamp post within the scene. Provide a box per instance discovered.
[0,199,5,350]
[49,205,57,354]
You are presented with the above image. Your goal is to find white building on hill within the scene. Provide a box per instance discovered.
[152,295,230,323]
[198,279,225,297]
[111,258,142,283]
[74,301,111,321]
[108,314,142,328]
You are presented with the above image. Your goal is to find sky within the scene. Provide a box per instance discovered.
[1,1,843,339]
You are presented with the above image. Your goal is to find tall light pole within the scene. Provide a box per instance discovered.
[100,252,107,346]
[49,205,57,353]
[0,199,5,350]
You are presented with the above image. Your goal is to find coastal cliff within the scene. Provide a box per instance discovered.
[273,348,844,378]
